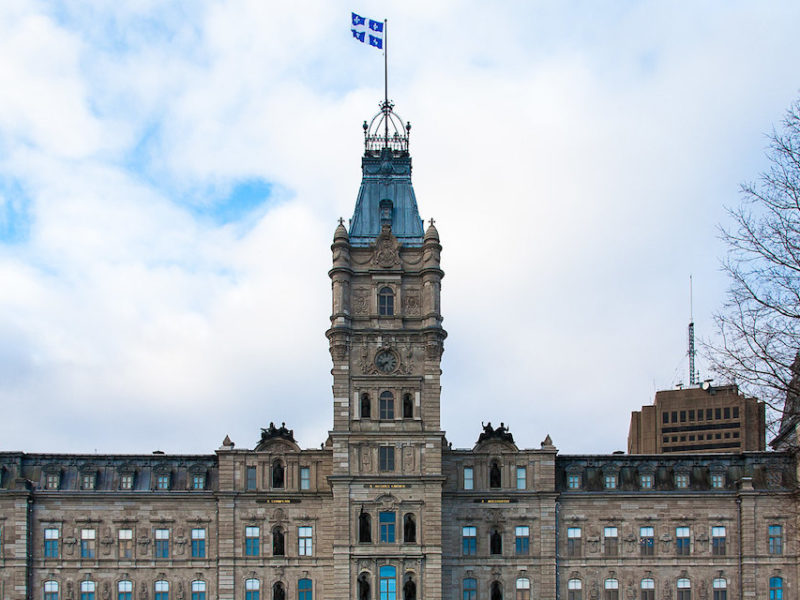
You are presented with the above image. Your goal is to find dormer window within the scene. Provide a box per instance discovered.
[45,473,60,490]
[378,287,394,316]
[120,473,135,490]
[81,473,96,490]
[379,199,393,226]
[156,474,170,490]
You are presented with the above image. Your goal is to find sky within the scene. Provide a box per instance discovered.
[1,1,800,456]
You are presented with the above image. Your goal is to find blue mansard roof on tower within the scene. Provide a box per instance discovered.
[348,102,425,247]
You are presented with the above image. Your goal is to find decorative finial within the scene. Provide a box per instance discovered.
[429,218,436,227]
[338,217,345,225]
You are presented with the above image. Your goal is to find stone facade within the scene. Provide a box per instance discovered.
[1,103,798,600]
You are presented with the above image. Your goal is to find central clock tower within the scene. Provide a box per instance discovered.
[326,100,446,600]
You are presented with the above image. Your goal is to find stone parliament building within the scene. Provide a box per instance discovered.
[0,102,797,600]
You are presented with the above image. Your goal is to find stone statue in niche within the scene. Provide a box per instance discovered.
[358,574,370,600]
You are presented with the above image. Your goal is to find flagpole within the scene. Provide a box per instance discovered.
[384,19,389,145]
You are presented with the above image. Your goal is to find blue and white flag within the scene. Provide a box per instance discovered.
[351,12,383,49]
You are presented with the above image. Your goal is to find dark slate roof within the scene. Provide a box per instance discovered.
[349,147,424,247]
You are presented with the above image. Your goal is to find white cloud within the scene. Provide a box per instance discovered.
[1,1,800,454]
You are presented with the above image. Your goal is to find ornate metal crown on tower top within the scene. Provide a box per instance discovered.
[363,100,411,154]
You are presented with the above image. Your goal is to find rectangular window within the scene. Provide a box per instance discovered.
[81,581,96,600]
[567,474,581,489]
[671,411,678,423]
[680,410,686,422]
[712,526,726,556]
[46,473,60,490]
[379,447,395,472]
[675,474,689,488]
[769,525,783,555]
[118,581,133,600]
[464,467,474,490]
[463,579,477,600]
[516,466,527,490]
[515,526,530,555]
[156,474,170,490]
[245,526,260,556]
[120,474,134,490]
[640,474,653,489]
[81,529,96,558]
[298,579,312,600]
[724,407,730,419]
[715,408,722,419]
[379,392,394,420]
[45,581,59,600]
[567,527,581,557]
[379,566,396,600]
[733,406,739,418]
[603,527,618,556]
[298,526,313,556]
[118,529,133,559]
[675,527,690,555]
[639,527,654,556]
[191,582,206,600]
[154,581,168,600]
[300,467,310,490]
[706,408,712,420]
[604,474,617,489]
[155,529,170,559]
[246,466,257,490]
[711,474,725,489]
[191,528,206,558]
[689,409,695,421]
[662,412,668,423]
[192,475,205,490]
[462,526,477,555]
[81,474,95,490]
[379,512,396,543]
[641,579,655,600]
[44,528,59,558]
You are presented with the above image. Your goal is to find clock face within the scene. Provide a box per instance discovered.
[375,350,397,373]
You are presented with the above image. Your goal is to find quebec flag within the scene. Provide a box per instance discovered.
[351,12,383,49]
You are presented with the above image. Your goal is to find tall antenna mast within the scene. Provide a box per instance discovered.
[688,275,697,385]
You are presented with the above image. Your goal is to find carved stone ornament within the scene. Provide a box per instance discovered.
[403,294,420,316]
[371,224,402,268]
[354,291,369,315]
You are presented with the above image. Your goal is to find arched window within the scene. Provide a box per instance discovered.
[403,513,416,543]
[380,391,395,420]
[272,582,285,600]
[380,566,397,600]
[272,526,285,556]
[361,393,371,418]
[490,529,502,554]
[44,582,59,600]
[359,510,372,543]
[677,579,691,600]
[490,581,503,600]
[272,460,285,489]
[298,579,312,600]
[712,579,727,600]
[81,581,96,600]
[403,394,413,419]
[118,581,133,600]
[358,573,370,600]
[191,581,206,600]
[490,461,501,488]
[516,578,531,600]
[154,581,168,600]
[640,579,655,600]
[378,287,394,316]
[567,579,582,600]
[769,577,783,600]
[604,579,619,600]
[403,577,416,600]
[245,580,260,600]
[463,579,477,600]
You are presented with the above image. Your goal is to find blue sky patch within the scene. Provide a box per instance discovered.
[0,178,32,244]
[182,178,275,227]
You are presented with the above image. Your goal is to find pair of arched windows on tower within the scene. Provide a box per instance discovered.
[361,392,414,420]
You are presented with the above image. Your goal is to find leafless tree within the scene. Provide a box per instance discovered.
[705,98,800,440]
